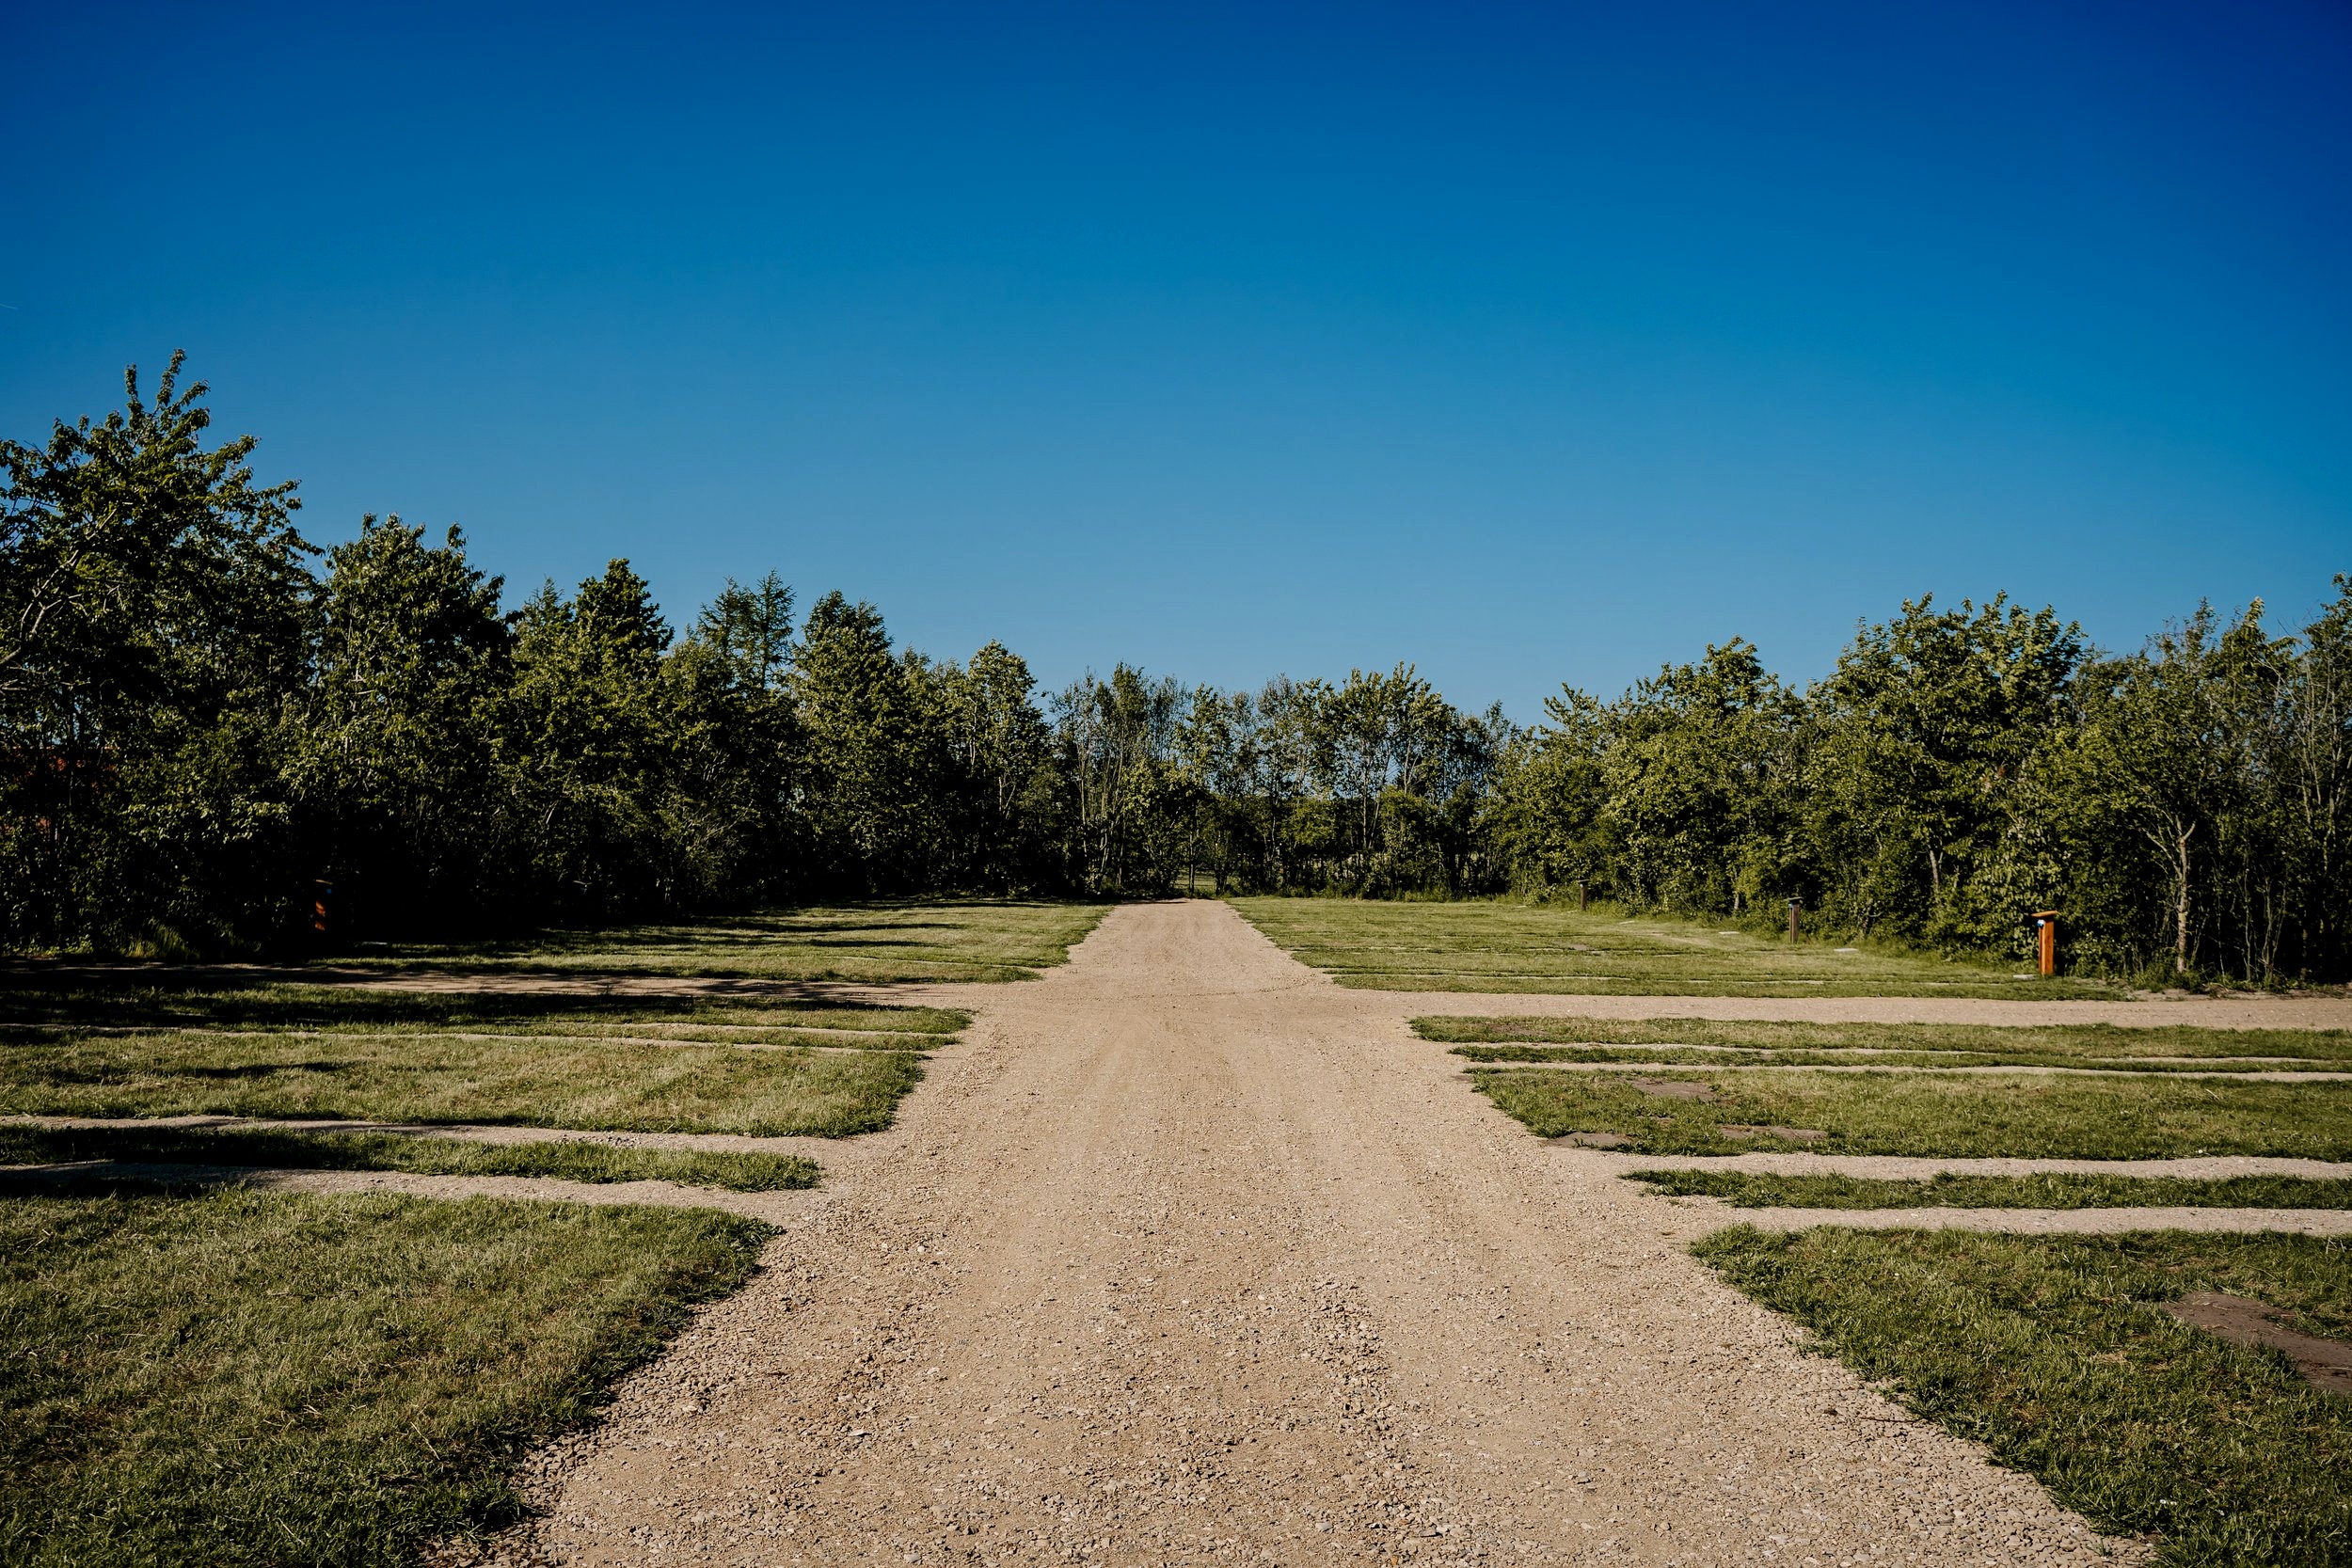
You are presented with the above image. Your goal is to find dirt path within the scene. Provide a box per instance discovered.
[476,902,2178,1567]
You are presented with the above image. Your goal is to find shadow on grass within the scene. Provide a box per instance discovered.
[0,975,935,1032]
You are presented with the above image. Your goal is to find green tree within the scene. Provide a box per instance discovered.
[1808,595,2082,945]
[1603,640,1800,915]
[296,515,507,933]
[496,561,675,914]
[2280,578,2352,977]
[664,573,800,904]
[790,593,944,893]
[0,354,311,951]
[2067,605,2265,976]
[1055,665,1186,894]
[1487,688,1613,898]
[940,640,1056,889]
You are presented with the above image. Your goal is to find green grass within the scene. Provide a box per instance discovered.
[0,1188,767,1566]
[1629,1169,2352,1210]
[0,980,965,1039]
[346,898,1108,983]
[1470,1067,2352,1158]
[0,976,946,1138]
[1695,1228,2352,1565]
[0,1123,817,1193]
[1419,1015,2352,1061]
[1233,897,2119,996]
[0,1026,923,1137]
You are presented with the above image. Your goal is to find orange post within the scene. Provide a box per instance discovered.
[2031,911,2058,976]
[312,879,333,937]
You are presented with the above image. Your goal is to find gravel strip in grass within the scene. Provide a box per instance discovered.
[1630,1168,2352,1210]
[1695,1227,2351,1565]
[1421,1016,2352,1060]
[0,1028,924,1137]
[0,1123,817,1193]
[0,1187,767,1565]
[1234,898,2119,997]
[79,1026,946,1054]
[1472,1067,2352,1158]
[1454,1044,2345,1075]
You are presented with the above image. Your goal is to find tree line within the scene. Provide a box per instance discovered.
[5,360,2346,984]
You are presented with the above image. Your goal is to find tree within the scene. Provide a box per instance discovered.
[1602,640,1799,915]
[297,515,507,933]
[940,640,1055,889]
[497,561,675,914]
[1487,687,1612,898]
[791,593,944,893]
[2280,579,2352,978]
[665,573,800,904]
[0,354,312,951]
[1055,665,1186,894]
[2069,606,2261,976]
[1808,595,2082,945]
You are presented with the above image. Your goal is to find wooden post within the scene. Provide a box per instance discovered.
[311,879,333,937]
[2031,911,2058,976]
[1577,880,1587,912]
[1787,897,1802,943]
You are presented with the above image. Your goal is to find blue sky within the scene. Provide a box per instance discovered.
[6,1,2347,719]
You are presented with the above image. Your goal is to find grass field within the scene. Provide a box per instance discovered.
[0,980,966,1038]
[0,905,1036,1564]
[0,976,956,1140]
[1233,897,2119,996]
[0,1188,766,1566]
[0,1024,924,1137]
[1419,1015,2352,1061]
[349,898,1107,983]
[1696,1227,2352,1566]
[1471,1067,2352,1158]
[1630,1169,2352,1210]
[0,1123,817,1193]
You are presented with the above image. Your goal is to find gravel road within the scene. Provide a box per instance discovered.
[475,901,2176,1567]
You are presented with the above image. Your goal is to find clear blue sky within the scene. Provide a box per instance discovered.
[6,1,2347,719]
